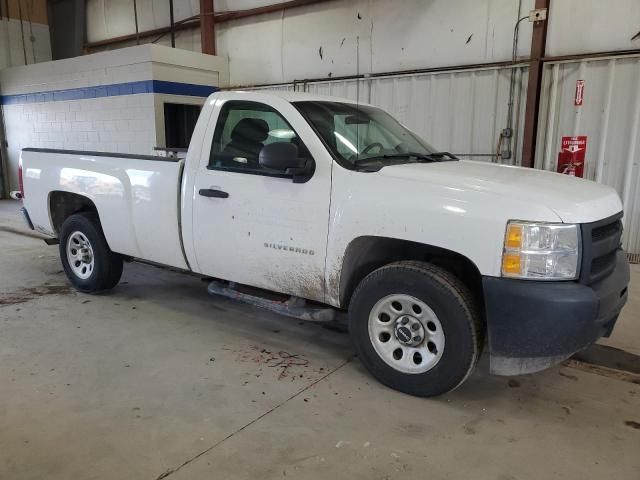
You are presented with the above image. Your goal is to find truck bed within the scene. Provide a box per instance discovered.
[21,148,189,270]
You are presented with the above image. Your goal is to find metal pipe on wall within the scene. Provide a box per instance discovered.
[17,0,28,64]
[133,0,140,45]
[169,0,175,48]
[502,0,527,161]
[227,60,524,89]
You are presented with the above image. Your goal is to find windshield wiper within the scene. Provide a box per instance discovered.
[354,151,458,166]
[426,151,458,160]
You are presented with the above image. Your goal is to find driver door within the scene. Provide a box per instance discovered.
[189,97,332,303]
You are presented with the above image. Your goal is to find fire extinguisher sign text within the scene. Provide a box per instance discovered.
[575,80,585,106]
[557,136,587,177]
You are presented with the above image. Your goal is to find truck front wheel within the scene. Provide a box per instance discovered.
[59,212,123,293]
[349,261,483,397]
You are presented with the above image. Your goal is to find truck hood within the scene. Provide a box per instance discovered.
[379,160,622,224]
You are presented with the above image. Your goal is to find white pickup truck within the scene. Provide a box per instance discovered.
[18,91,629,396]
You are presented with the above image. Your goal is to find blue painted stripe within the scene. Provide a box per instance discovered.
[0,80,218,105]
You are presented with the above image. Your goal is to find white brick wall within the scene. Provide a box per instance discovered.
[4,94,157,156]
[3,92,173,189]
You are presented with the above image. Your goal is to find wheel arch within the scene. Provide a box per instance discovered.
[48,191,100,236]
[336,236,484,311]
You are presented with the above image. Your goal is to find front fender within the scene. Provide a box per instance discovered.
[324,165,562,307]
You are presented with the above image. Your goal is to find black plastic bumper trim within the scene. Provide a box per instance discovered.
[483,249,630,360]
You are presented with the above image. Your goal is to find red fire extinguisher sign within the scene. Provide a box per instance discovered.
[557,136,587,177]
[574,80,585,106]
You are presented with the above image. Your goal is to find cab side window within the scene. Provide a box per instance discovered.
[210,101,311,176]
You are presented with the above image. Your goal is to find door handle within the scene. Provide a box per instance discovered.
[199,188,229,198]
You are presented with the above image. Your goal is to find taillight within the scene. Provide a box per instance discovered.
[18,158,24,199]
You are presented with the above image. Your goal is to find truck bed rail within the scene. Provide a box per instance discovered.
[22,148,180,162]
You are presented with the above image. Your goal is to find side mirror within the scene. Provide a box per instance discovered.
[259,143,313,183]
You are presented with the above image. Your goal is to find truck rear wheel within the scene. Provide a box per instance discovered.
[348,261,483,397]
[59,212,123,293]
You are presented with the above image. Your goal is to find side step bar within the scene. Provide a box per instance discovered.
[207,280,336,322]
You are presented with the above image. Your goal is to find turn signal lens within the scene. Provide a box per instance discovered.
[505,224,523,249]
[501,221,580,280]
[502,254,522,275]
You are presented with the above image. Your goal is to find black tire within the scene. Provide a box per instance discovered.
[349,261,483,397]
[59,212,123,293]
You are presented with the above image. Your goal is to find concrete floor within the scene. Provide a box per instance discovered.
[0,199,639,480]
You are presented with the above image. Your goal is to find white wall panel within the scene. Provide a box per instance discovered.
[369,0,533,73]
[536,54,640,253]
[86,0,201,42]
[0,18,51,69]
[220,0,534,86]
[547,0,640,57]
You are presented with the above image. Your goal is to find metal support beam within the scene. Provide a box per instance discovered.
[200,0,216,55]
[85,18,199,50]
[521,0,550,168]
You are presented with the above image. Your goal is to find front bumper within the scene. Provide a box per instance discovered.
[483,249,630,375]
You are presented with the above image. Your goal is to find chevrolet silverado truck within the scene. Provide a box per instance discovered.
[17,91,630,396]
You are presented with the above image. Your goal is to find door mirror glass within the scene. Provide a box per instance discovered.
[259,143,302,170]
[259,143,313,183]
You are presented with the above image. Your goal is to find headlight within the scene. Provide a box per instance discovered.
[501,221,580,280]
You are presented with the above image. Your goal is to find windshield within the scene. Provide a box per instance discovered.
[294,101,440,168]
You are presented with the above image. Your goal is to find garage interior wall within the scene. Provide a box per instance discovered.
[85,0,537,86]
[84,0,640,84]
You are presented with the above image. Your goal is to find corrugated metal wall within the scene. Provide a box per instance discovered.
[249,64,529,163]
[536,54,640,254]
